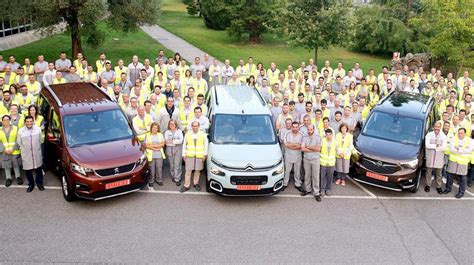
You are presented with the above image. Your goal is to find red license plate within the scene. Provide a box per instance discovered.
[366,171,388,182]
[237,185,261,191]
[105,179,130,190]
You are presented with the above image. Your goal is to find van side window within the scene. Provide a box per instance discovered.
[50,108,61,139]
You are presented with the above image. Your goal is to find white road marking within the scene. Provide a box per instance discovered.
[2,185,473,201]
[346,176,377,198]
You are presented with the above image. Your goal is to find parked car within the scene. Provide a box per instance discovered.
[351,91,435,192]
[40,83,149,201]
[205,85,284,195]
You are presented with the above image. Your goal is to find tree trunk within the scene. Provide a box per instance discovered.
[249,31,261,43]
[314,47,318,65]
[68,7,82,58]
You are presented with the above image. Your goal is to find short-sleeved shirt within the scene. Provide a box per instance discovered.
[284,131,303,163]
[302,133,322,160]
[101,70,116,87]
[341,115,356,130]
[7,62,21,71]
[34,61,48,80]
[55,59,72,73]
[0,61,7,71]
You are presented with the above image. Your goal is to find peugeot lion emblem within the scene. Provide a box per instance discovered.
[114,167,120,174]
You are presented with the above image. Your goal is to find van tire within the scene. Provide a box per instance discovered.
[408,170,421,193]
[206,178,211,193]
[61,174,77,201]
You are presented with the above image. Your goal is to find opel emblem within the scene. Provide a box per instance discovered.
[376,161,383,167]
[114,167,120,174]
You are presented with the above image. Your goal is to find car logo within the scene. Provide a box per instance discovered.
[376,161,383,167]
[245,164,253,171]
[114,168,120,174]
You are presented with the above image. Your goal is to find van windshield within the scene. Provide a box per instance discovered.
[212,114,277,145]
[362,111,423,145]
[63,109,133,147]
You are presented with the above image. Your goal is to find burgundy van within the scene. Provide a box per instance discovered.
[39,83,149,201]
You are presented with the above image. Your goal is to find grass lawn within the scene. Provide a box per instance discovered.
[1,22,173,64]
[159,0,391,73]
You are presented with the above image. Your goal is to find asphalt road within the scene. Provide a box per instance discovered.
[0,167,473,264]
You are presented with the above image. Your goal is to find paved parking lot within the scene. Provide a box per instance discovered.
[1,164,472,264]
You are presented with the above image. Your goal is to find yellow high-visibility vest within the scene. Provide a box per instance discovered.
[184,131,206,159]
[178,106,194,129]
[144,132,166,161]
[320,138,336,166]
[132,114,153,142]
[0,126,20,155]
[53,78,66,84]
[449,136,470,165]
[114,66,128,84]
[336,133,353,160]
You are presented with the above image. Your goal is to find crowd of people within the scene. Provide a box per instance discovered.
[0,50,473,200]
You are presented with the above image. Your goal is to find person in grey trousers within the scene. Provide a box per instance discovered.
[300,124,322,202]
[164,120,184,186]
[144,123,165,187]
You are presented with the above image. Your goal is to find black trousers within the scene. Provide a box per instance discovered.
[25,167,44,187]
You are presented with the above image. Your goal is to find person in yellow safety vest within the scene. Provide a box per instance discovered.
[95,53,110,74]
[358,97,370,124]
[14,68,28,86]
[192,70,208,96]
[25,74,41,101]
[180,120,208,193]
[235,59,249,84]
[335,123,354,186]
[144,122,166,187]
[138,69,153,94]
[0,65,17,85]
[320,128,337,196]
[52,72,67,85]
[320,99,331,119]
[208,59,222,86]
[82,65,98,84]
[132,106,153,142]
[245,57,258,78]
[149,85,167,109]
[178,96,194,132]
[114,59,128,84]
[444,128,472,198]
[153,71,167,90]
[0,115,23,187]
[177,59,190,78]
[154,58,167,82]
[17,85,35,112]
[27,105,45,144]
[77,59,88,80]
[266,62,280,85]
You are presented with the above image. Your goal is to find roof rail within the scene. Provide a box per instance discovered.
[252,86,267,106]
[377,90,394,106]
[421,95,434,113]
[44,84,63,108]
[214,85,219,106]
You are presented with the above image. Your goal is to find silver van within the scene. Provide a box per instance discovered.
[206,85,284,195]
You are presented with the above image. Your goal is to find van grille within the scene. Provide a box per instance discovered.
[230,176,268,185]
[361,157,399,174]
[95,163,136,177]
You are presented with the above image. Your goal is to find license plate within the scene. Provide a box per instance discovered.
[366,171,388,182]
[237,185,261,191]
[105,179,130,190]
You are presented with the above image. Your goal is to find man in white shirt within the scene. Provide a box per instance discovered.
[424,121,447,194]
[42,63,57,86]
[187,106,209,132]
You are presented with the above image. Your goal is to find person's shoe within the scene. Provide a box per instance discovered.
[280,185,287,192]
[335,179,341,185]
[455,193,463,199]
[341,180,346,186]
[315,195,322,202]
[26,186,34,193]
[436,188,443,195]
[179,186,189,193]
[16,178,23,185]
[424,185,430,193]
[5,179,12,187]
[37,185,45,191]
[468,181,472,188]
[175,181,181,186]
[171,179,176,183]
[148,183,154,188]
[300,190,307,196]
[194,184,201,191]
[442,189,451,194]
[325,190,331,196]
[157,182,163,186]
[295,186,303,193]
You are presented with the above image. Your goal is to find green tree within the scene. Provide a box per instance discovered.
[183,0,201,16]
[227,0,278,43]
[0,0,161,58]
[410,0,474,75]
[200,0,233,30]
[274,0,352,63]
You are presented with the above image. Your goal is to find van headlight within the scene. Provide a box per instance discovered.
[137,153,147,165]
[71,163,93,176]
[352,148,361,160]
[401,159,418,169]
[210,167,225,176]
[272,166,284,176]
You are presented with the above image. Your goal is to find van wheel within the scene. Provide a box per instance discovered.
[408,170,421,193]
[61,174,77,201]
